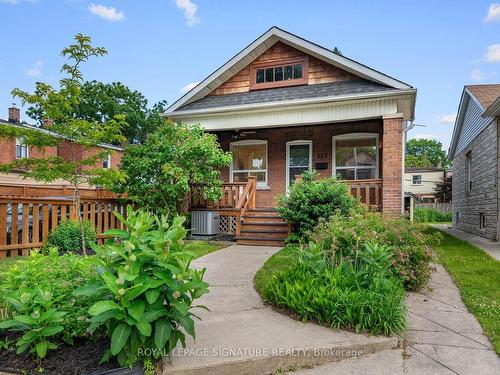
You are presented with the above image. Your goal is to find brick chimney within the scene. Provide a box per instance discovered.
[42,118,54,128]
[8,105,20,123]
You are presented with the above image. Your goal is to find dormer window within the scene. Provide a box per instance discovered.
[250,57,308,90]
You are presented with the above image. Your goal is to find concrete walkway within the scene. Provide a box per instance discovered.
[162,245,397,375]
[290,263,500,374]
[433,224,500,261]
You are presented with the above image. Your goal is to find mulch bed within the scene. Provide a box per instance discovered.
[0,331,120,375]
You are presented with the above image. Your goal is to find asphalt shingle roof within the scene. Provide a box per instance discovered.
[177,80,393,112]
[466,84,500,109]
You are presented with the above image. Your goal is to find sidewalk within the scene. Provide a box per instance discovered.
[290,263,500,374]
[161,245,397,375]
[433,224,500,261]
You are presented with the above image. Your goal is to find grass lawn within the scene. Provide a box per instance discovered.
[428,227,500,354]
[254,245,299,297]
[184,240,227,259]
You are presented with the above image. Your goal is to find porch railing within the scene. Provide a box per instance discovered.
[345,179,383,211]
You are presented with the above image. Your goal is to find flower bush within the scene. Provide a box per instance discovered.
[276,170,358,238]
[310,211,439,290]
[83,207,209,367]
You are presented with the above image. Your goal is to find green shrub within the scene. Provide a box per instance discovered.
[276,171,358,238]
[0,249,101,358]
[264,243,406,336]
[83,206,209,367]
[46,220,97,253]
[414,208,452,223]
[310,211,438,290]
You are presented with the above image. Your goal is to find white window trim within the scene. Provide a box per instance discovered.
[332,133,379,180]
[229,139,268,188]
[15,138,29,159]
[103,154,112,169]
[286,140,312,192]
[412,174,422,185]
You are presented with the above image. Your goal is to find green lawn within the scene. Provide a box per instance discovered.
[428,227,500,353]
[184,240,227,259]
[254,245,299,297]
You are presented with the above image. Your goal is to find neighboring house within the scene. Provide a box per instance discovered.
[448,84,500,240]
[404,167,452,203]
[165,27,416,245]
[0,106,123,186]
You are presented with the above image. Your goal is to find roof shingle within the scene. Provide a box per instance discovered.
[466,84,500,109]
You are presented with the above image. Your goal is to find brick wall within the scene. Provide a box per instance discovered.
[452,119,498,239]
[215,120,383,207]
[0,138,57,164]
[58,141,122,170]
[209,41,357,96]
[381,115,403,215]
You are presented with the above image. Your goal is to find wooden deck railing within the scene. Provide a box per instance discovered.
[0,184,116,199]
[235,177,257,236]
[190,182,247,209]
[345,178,383,211]
[0,197,126,258]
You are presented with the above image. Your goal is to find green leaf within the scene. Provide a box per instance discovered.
[90,308,125,324]
[172,300,189,316]
[143,308,166,323]
[135,320,152,337]
[0,319,20,329]
[13,315,36,325]
[127,300,145,321]
[89,300,121,316]
[41,325,64,337]
[102,229,130,239]
[72,283,107,297]
[179,316,195,339]
[154,319,171,349]
[111,323,132,355]
[102,273,120,294]
[35,341,49,358]
[145,288,161,304]
[123,284,149,304]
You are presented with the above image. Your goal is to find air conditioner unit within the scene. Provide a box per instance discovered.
[190,210,220,239]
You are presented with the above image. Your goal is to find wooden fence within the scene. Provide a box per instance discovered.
[0,197,127,258]
[0,184,116,199]
[415,202,452,213]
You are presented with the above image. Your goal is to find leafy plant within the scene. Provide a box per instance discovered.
[46,220,97,253]
[83,206,209,366]
[414,208,452,223]
[0,248,101,344]
[0,288,65,359]
[276,170,358,238]
[115,122,231,216]
[310,211,438,290]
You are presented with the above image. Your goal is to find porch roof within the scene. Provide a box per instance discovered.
[177,80,392,112]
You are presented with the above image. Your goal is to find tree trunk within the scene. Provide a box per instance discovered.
[73,187,86,256]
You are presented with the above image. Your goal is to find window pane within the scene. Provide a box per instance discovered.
[336,138,376,167]
[289,144,310,167]
[284,65,293,80]
[233,143,267,171]
[274,67,283,81]
[356,146,376,166]
[356,168,376,180]
[293,64,303,79]
[289,167,308,186]
[233,172,249,183]
[336,168,355,180]
[249,171,266,183]
[256,69,265,84]
[336,144,355,167]
[265,68,274,82]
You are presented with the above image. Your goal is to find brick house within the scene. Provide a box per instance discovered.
[165,27,416,245]
[449,84,500,240]
[0,106,123,186]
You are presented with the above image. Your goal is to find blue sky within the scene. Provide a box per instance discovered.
[1,0,499,149]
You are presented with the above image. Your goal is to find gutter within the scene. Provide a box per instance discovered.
[165,89,417,118]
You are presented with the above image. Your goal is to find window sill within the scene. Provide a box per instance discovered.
[256,185,271,191]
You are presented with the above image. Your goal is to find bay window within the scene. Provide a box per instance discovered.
[333,133,379,180]
[230,140,267,187]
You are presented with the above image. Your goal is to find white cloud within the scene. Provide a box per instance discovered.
[485,44,500,62]
[88,3,125,22]
[25,60,43,77]
[181,81,200,93]
[485,3,500,22]
[175,0,200,26]
[470,68,484,81]
[437,114,456,124]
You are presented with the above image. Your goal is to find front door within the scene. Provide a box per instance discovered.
[286,140,312,191]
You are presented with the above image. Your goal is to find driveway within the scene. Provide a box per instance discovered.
[162,245,397,375]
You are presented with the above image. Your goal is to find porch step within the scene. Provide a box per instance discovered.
[236,209,289,247]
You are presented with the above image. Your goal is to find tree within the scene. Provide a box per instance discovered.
[116,121,232,216]
[434,175,452,202]
[0,34,126,254]
[406,138,450,168]
[332,46,343,55]
[27,81,166,145]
